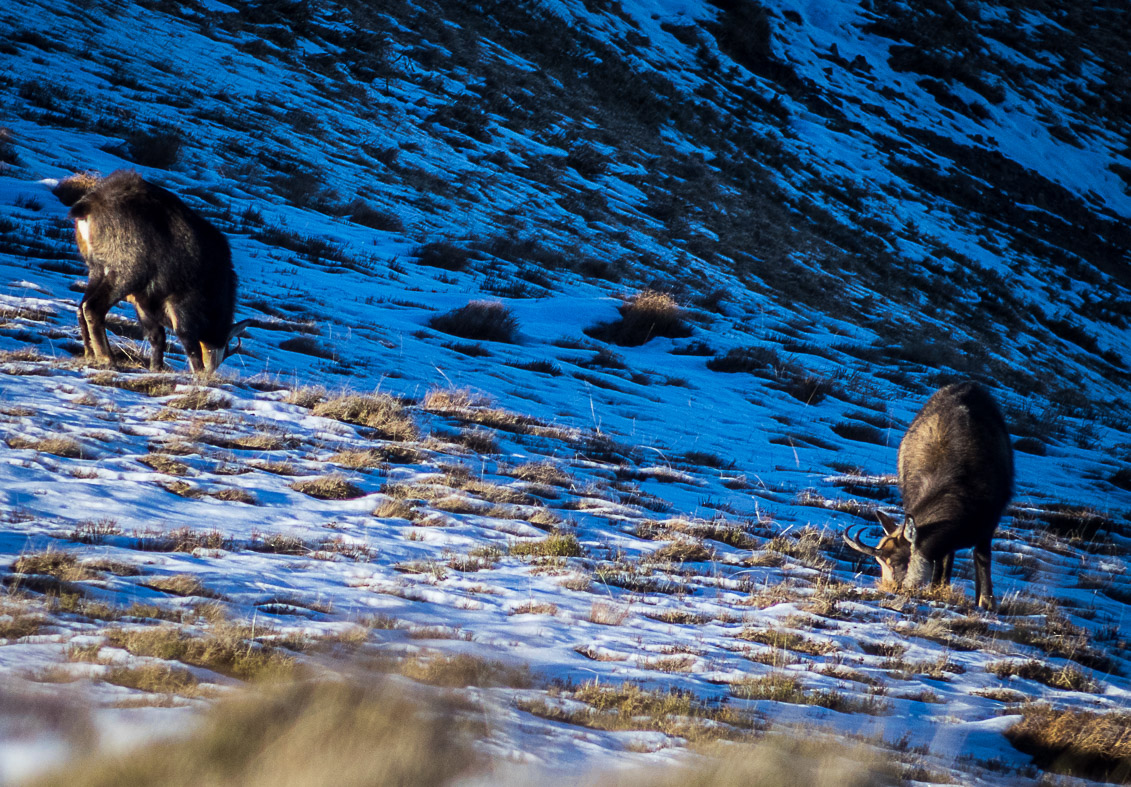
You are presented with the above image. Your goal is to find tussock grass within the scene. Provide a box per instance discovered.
[104,664,207,697]
[508,531,583,558]
[208,487,258,504]
[502,461,573,487]
[987,660,1099,693]
[0,599,46,640]
[591,736,893,786]
[585,290,693,346]
[139,452,191,476]
[6,435,86,458]
[399,653,532,688]
[104,622,296,682]
[428,300,519,343]
[1005,705,1131,783]
[87,372,178,397]
[520,680,755,742]
[248,531,308,555]
[12,550,97,581]
[329,448,386,470]
[133,527,234,553]
[729,674,889,715]
[165,389,232,411]
[290,474,367,500]
[143,574,223,599]
[30,680,480,787]
[645,539,714,564]
[589,601,632,626]
[374,498,418,520]
[313,392,418,441]
[736,628,838,656]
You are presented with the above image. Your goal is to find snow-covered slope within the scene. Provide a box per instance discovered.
[0,0,1128,784]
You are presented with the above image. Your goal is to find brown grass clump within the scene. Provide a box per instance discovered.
[646,539,714,564]
[312,393,418,441]
[503,461,573,488]
[104,622,295,682]
[519,680,754,743]
[165,389,232,411]
[139,453,191,476]
[736,628,838,656]
[508,531,583,559]
[290,474,367,500]
[12,550,97,581]
[987,660,1099,693]
[589,601,632,626]
[398,653,532,688]
[585,290,693,347]
[29,680,481,787]
[6,435,86,458]
[1006,705,1131,783]
[142,574,223,599]
[588,735,893,787]
[104,664,207,697]
[428,300,519,343]
[329,449,386,470]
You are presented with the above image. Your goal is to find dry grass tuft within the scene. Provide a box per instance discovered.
[736,628,838,656]
[589,601,632,626]
[987,659,1100,693]
[398,653,533,688]
[509,531,583,559]
[589,735,894,786]
[104,622,295,682]
[290,474,367,500]
[104,663,208,697]
[313,393,418,441]
[139,452,191,476]
[428,300,519,343]
[12,550,98,581]
[585,290,693,347]
[143,574,223,599]
[1005,706,1131,783]
[31,680,480,787]
[519,679,754,743]
[6,435,86,458]
[165,388,232,411]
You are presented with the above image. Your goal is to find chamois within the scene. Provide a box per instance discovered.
[843,381,1014,609]
[53,170,246,374]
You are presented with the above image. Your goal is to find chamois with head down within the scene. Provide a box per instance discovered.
[52,169,246,375]
[843,381,1013,609]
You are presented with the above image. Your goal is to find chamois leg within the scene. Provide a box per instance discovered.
[78,277,118,366]
[931,553,954,586]
[127,295,166,371]
[972,540,995,610]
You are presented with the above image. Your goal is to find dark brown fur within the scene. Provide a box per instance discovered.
[54,170,242,374]
[844,381,1013,608]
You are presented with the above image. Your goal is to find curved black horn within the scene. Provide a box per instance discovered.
[841,523,880,557]
[223,319,253,360]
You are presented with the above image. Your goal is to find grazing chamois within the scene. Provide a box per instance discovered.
[843,381,1013,609]
[52,170,246,374]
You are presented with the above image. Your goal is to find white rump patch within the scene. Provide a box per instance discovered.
[75,218,92,248]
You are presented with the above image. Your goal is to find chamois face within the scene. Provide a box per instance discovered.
[843,511,912,587]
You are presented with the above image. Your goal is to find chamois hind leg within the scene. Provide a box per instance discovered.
[78,276,119,366]
[127,295,167,371]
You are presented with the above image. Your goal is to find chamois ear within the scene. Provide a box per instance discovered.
[904,516,918,543]
[876,510,901,536]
